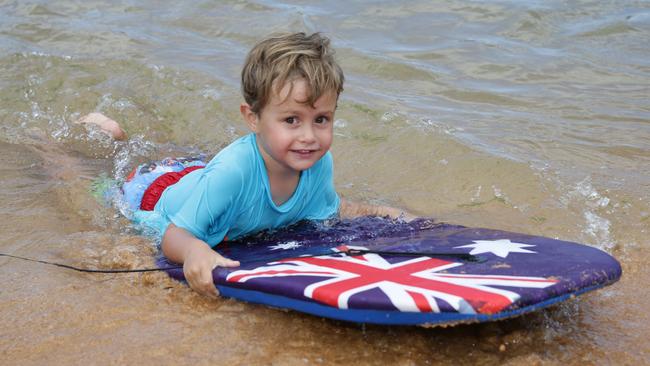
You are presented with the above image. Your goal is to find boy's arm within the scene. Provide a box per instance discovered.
[161,223,239,299]
[338,198,416,222]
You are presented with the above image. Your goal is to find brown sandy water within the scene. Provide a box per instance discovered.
[1,1,649,365]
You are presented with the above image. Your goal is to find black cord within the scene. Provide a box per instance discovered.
[0,253,182,273]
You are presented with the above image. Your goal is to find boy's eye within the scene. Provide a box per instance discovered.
[315,116,329,124]
[285,117,297,124]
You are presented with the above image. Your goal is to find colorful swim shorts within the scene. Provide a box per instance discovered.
[122,157,206,212]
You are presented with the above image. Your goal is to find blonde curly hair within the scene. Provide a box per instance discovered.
[241,32,345,114]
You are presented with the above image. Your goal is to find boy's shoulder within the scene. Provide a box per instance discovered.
[208,134,256,166]
[200,134,260,181]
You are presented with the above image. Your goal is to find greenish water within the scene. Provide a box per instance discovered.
[0,1,648,365]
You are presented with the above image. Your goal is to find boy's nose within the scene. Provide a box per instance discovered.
[298,123,316,143]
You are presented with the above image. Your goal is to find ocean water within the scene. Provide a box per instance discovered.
[0,1,648,365]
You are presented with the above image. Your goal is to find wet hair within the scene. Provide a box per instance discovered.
[241,32,345,114]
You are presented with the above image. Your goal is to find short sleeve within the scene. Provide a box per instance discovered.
[161,165,244,245]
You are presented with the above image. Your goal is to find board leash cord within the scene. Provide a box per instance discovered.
[0,253,183,273]
[0,249,482,274]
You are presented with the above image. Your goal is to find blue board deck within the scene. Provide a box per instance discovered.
[157,217,622,326]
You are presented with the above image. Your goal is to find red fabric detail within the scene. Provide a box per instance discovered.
[125,167,137,183]
[140,166,204,211]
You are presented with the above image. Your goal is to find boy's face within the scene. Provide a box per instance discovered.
[242,78,336,176]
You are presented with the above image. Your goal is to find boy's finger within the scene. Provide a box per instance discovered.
[185,270,215,298]
[203,285,219,299]
[221,259,240,267]
[214,256,240,268]
[187,278,202,295]
[198,273,218,298]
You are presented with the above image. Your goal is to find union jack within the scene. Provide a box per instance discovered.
[226,246,558,314]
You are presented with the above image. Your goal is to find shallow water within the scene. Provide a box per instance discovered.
[0,1,648,365]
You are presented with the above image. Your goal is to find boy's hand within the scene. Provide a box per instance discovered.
[183,244,240,298]
[161,224,240,299]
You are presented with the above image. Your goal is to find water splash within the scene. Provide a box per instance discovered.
[564,177,614,249]
[111,135,157,182]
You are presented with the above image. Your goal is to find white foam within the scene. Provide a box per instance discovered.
[569,177,614,249]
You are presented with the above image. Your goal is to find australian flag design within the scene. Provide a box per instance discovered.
[225,244,557,314]
[160,218,622,324]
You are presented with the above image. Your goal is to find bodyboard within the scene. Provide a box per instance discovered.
[158,217,621,326]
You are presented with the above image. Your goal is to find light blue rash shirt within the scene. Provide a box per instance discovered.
[150,133,340,247]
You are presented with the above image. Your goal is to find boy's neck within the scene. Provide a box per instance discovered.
[255,137,301,206]
[267,168,301,206]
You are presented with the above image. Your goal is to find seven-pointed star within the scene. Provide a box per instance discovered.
[454,239,536,258]
[269,241,302,250]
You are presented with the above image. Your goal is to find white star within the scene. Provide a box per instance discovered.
[268,241,302,251]
[454,239,536,258]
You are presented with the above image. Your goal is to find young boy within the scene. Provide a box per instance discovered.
[86,32,411,298]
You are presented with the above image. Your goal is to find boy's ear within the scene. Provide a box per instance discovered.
[240,103,259,132]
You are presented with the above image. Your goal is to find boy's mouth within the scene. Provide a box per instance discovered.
[290,149,318,157]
